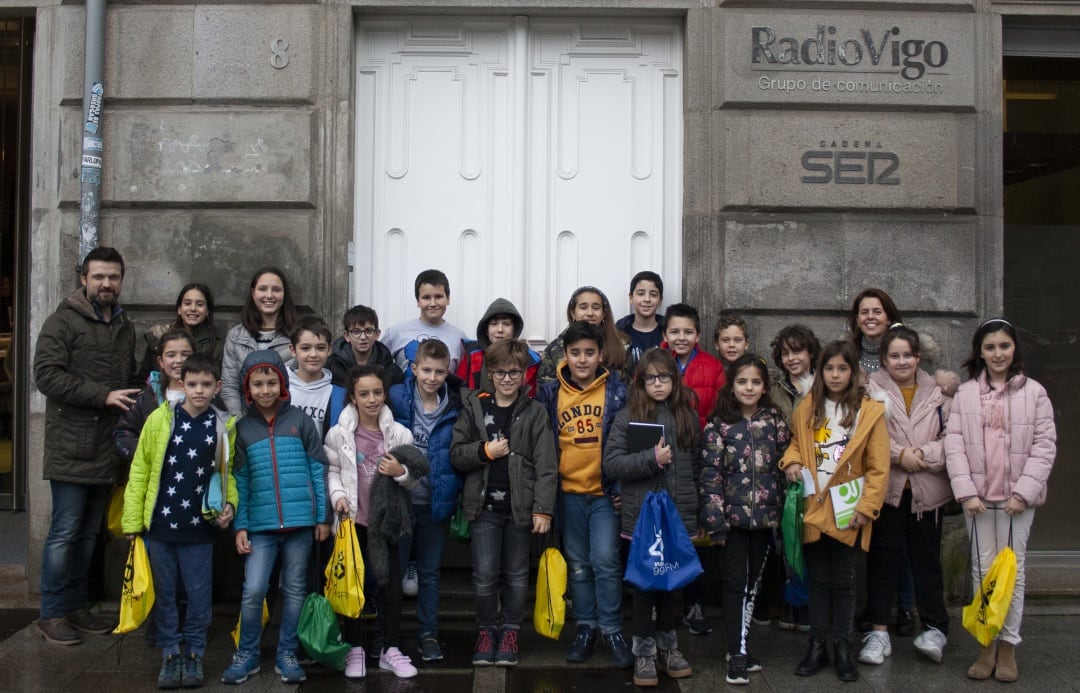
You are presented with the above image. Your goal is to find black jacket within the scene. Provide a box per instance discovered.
[34,288,138,483]
[326,336,404,392]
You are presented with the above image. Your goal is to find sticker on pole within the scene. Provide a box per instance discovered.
[81,155,102,169]
[81,167,101,184]
[83,136,103,153]
[84,82,104,134]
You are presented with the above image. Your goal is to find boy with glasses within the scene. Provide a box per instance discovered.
[452,340,557,667]
[327,304,404,391]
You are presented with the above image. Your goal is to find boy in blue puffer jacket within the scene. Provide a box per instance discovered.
[222,350,329,686]
[388,338,464,663]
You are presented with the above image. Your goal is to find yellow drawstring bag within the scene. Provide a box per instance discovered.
[107,484,126,538]
[114,537,155,634]
[962,521,1018,647]
[533,547,567,640]
[230,599,270,648]
[324,518,365,618]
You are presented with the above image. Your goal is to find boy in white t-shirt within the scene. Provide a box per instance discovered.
[382,269,467,372]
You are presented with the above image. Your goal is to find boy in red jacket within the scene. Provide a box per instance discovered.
[663,303,726,429]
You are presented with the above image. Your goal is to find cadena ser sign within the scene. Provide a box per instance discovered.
[721,11,976,108]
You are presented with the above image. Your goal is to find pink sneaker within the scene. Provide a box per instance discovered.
[379,646,418,678]
[345,646,366,678]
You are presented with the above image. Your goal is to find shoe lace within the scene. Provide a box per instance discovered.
[476,629,495,651]
[573,627,592,646]
[863,631,886,651]
[688,604,704,621]
[280,654,300,670]
[499,629,518,653]
[405,563,417,581]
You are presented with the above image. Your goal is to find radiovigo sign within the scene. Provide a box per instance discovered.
[720,11,976,108]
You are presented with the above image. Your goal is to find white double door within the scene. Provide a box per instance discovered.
[353,16,682,342]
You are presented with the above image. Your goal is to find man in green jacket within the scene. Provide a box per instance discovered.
[33,246,141,645]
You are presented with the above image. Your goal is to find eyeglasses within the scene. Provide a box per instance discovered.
[491,369,524,381]
[347,327,378,338]
[642,373,673,384]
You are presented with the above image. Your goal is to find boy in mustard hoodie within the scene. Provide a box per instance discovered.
[536,321,631,669]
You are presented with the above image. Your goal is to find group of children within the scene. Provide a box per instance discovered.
[114,268,1055,689]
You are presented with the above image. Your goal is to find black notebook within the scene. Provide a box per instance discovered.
[627,422,665,452]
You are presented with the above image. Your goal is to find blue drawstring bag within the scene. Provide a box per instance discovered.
[624,490,703,592]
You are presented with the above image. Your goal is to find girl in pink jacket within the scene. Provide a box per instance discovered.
[945,318,1056,684]
[862,326,954,667]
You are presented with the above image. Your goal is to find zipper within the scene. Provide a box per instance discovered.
[268,418,285,529]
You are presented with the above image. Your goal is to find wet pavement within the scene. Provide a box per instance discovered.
[1,602,1078,692]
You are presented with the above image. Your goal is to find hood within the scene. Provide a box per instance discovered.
[64,286,124,323]
[286,363,333,391]
[556,359,610,395]
[476,298,524,348]
[240,349,291,406]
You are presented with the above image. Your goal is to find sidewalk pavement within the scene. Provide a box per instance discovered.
[1,602,1077,692]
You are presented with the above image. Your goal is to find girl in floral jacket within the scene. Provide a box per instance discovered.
[700,354,789,685]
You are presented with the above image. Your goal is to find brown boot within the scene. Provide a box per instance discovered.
[995,641,1018,682]
[967,641,997,680]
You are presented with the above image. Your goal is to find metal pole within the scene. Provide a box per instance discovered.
[77,0,106,269]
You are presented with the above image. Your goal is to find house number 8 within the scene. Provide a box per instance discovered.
[270,39,289,69]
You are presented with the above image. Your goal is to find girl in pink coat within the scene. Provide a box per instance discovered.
[862,325,954,667]
[945,318,1056,684]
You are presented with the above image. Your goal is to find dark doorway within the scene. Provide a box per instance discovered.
[0,15,33,544]
[1003,53,1080,551]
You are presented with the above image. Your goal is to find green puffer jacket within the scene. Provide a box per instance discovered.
[450,388,558,527]
[122,401,238,534]
[33,288,138,484]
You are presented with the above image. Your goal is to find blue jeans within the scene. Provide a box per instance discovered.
[143,539,213,657]
[238,529,312,658]
[40,481,111,618]
[397,504,449,637]
[561,493,623,634]
[470,508,531,629]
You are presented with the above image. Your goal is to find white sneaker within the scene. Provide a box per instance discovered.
[379,646,418,679]
[344,646,366,678]
[913,627,947,663]
[858,630,892,665]
[402,561,419,597]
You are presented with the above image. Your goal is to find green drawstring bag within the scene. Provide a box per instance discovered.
[783,481,805,580]
[297,593,349,671]
[449,494,470,541]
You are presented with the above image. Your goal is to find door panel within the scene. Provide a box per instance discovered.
[355,17,682,343]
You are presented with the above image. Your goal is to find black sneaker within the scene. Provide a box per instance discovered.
[682,603,712,635]
[66,608,115,635]
[745,653,763,672]
[180,652,204,688]
[603,632,633,669]
[419,635,444,662]
[894,609,915,637]
[565,625,597,663]
[726,654,750,685]
[158,654,183,690]
[472,627,497,666]
[494,628,519,667]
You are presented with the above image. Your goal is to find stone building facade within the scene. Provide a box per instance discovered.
[10,1,1078,596]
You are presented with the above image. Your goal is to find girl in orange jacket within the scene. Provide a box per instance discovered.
[778,340,890,683]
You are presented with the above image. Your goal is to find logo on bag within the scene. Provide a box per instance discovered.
[331,549,346,581]
[649,527,681,575]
